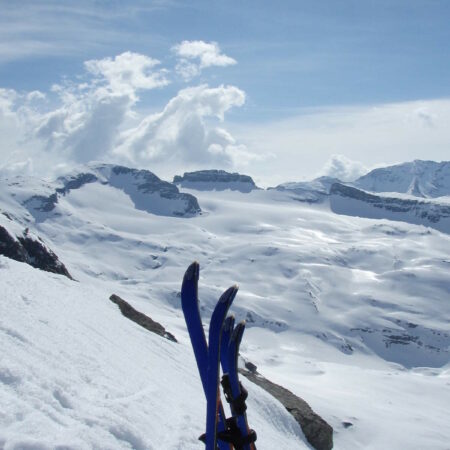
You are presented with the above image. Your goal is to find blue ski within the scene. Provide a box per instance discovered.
[181,262,232,450]
[221,320,257,450]
[205,286,238,450]
[221,316,235,373]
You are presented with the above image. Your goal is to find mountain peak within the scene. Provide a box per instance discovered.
[354,160,450,198]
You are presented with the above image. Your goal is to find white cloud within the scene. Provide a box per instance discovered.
[230,98,450,186]
[173,40,236,80]
[114,84,247,170]
[0,51,251,179]
[84,52,169,97]
[25,51,173,167]
[320,154,368,181]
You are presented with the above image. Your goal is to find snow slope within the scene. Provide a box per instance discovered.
[354,160,450,198]
[270,177,341,203]
[1,165,450,449]
[330,183,450,234]
[0,258,307,449]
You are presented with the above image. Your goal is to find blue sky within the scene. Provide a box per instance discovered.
[0,0,449,184]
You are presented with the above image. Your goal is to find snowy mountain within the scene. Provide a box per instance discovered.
[5,164,201,223]
[173,169,258,193]
[353,160,450,198]
[1,163,450,449]
[270,176,340,203]
[330,183,450,234]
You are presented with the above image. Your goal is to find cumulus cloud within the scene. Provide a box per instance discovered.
[173,40,236,80]
[0,49,251,178]
[114,84,246,168]
[84,52,169,97]
[23,51,174,167]
[320,154,368,181]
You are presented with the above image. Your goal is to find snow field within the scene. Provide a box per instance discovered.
[1,172,450,449]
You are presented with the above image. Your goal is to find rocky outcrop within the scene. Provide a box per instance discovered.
[173,170,258,193]
[240,363,333,450]
[109,294,177,343]
[107,166,201,217]
[25,173,99,217]
[56,173,98,195]
[349,317,449,369]
[330,183,450,234]
[24,165,202,219]
[0,225,72,279]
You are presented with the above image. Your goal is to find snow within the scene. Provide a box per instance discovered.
[1,166,450,449]
[354,160,450,199]
[0,258,307,449]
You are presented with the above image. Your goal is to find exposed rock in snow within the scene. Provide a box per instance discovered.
[0,225,72,278]
[330,183,450,234]
[353,160,450,198]
[110,294,177,342]
[350,317,449,368]
[173,169,258,193]
[22,165,202,219]
[0,259,310,449]
[57,172,99,195]
[0,213,72,278]
[240,366,333,450]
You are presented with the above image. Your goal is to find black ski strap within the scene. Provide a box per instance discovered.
[200,417,257,450]
[221,374,248,415]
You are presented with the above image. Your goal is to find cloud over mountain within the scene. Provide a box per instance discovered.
[0,48,249,178]
[115,84,246,167]
[321,154,368,181]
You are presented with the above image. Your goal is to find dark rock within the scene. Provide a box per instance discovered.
[56,173,98,195]
[108,166,201,217]
[2,211,13,220]
[173,169,258,193]
[330,183,450,234]
[342,421,353,429]
[25,193,58,213]
[0,225,29,262]
[0,225,72,279]
[23,165,202,219]
[109,294,177,343]
[240,367,333,450]
[244,360,258,374]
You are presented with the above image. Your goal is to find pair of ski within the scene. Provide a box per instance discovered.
[181,262,257,450]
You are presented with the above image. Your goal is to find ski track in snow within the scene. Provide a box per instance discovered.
[1,175,450,449]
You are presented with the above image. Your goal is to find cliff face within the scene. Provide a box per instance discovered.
[330,183,450,234]
[173,169,258,193]
[23,165,202,220]
[0,220,72,279]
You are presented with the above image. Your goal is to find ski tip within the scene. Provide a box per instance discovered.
[183,261,200,282]
[219,285,239,304]
[224,315,235,332]
[232,320,246,341]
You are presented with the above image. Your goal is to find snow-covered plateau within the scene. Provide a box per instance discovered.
[1,163,449,449]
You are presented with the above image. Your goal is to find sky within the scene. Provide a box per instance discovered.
[0,0,449,185]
